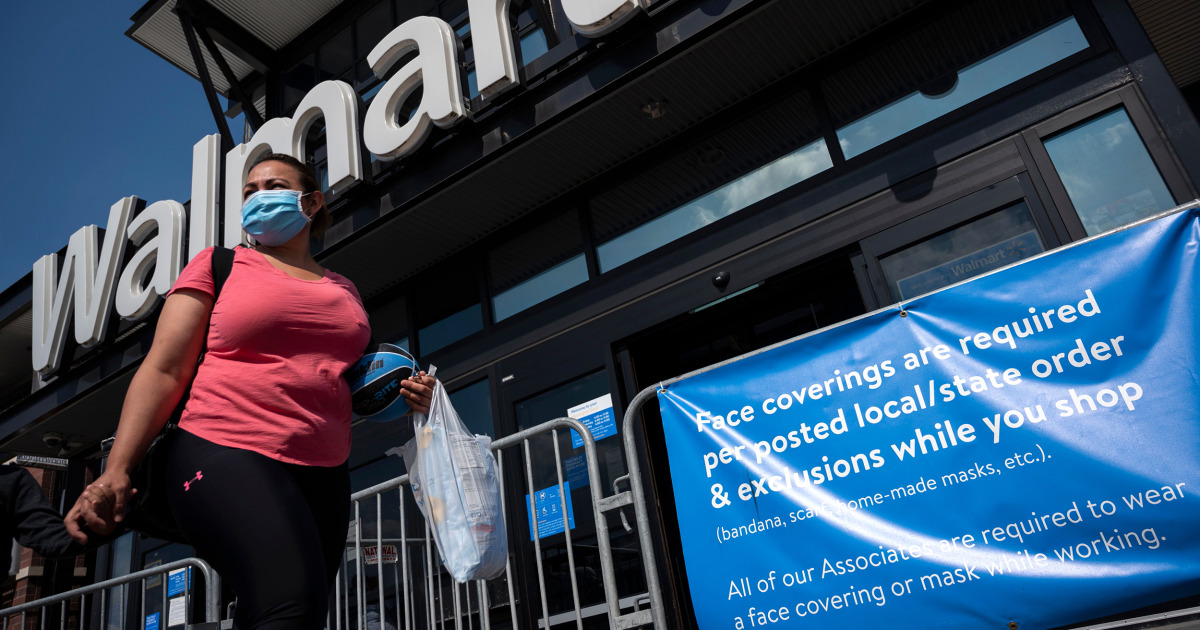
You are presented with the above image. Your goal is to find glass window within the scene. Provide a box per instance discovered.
[318,26,355,82]
[350,453,405,493]
[466,70,480,99]
[519,28,549,63]
[513,371,638,613]
[838,18,1088,159]
[880,202,1045,299]
[596,138,833,272]
[414,260,482,355]
[349,415,410,472]
[283,54,316,114]
[492,255,587,321]
[514,369,625,493]
[1043,108,1177,235]
[360,81,385,103]
[356,0,395,77]
[367,293,409,349]
[419,304,483,354]
[450,379,494,437]
[489,211,588,321]
[305,123,330,192]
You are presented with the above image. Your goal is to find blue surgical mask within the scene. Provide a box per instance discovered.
[241,189,313,246]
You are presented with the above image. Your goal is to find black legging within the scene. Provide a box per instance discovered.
[165,429,350,630]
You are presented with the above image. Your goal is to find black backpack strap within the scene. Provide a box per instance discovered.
[188,246,235,363]
[211,246,235,300]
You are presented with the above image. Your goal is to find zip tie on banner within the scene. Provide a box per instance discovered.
[658,381,667,393]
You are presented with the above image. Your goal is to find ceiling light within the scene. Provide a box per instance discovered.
[640,99,669,119]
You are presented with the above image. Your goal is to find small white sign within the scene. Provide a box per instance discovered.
[363,544,398,565]
[168,597,186,627]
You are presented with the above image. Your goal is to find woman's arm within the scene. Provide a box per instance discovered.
[64,289,213,543]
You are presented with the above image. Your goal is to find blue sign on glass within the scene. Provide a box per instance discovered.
[526,482,575,540]
[564,453,590,489]
[657,209,1200,630]
[167,568,189,598]
[568,394,617,448]
[145,613,159,630]
[895,230,1043,299]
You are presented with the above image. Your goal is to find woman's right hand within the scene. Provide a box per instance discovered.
[63,289,213,545]
[64,471,136,545]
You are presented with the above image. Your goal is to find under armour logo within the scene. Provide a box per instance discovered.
[183,471,204,491]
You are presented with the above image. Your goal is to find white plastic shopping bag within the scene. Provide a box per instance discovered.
[400,369,507,582]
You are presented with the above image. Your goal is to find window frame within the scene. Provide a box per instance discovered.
[859,173,1062,305]
[1019,84,1197,240]
[822,3,1108,166]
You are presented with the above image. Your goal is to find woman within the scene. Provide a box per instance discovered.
[65,153,433,630]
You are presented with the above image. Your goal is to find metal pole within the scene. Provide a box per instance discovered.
[333,560,342,630]
[355,502,364,630]
[426,525,435,630]
[191,18,266,131]
[377,494,386,630]
[177,8,235,153]
[495,450,518,627]
[400,487,411,630]
[550,429,583,629]
[523,440,551,628]
[622,385,670,629]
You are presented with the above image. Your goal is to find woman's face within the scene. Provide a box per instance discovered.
[241,159,326,242]
[243,160,306,203]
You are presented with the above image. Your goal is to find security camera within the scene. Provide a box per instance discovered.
[42,432,64,450]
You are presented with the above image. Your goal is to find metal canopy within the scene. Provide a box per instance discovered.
[1129,0,1200,89]
[126,0,343,96]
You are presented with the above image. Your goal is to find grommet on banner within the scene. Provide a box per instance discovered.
[1008,622,1019,630]
[899,310,908,317]
[658,381,666,393]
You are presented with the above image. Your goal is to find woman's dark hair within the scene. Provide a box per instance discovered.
[249,153,332,239]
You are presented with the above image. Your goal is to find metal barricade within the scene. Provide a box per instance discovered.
[0,557,221,630]
[333,416,662,630]
[3,416,667,630]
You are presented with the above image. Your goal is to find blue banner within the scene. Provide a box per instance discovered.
[658,209,1200,630]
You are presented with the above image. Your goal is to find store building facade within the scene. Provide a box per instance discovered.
[1,0,1198,627]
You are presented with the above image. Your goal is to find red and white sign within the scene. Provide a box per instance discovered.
[363,544,398,565]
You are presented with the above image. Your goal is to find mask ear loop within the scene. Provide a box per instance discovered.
[299,190,318,219]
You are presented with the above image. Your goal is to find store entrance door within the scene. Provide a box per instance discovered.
[616,250,868,627]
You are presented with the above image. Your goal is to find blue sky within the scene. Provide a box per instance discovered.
[0,1,236,291]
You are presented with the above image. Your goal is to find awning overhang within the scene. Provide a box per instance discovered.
[125,0,344,96]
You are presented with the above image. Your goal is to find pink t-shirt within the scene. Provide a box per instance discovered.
[168,247,371,466]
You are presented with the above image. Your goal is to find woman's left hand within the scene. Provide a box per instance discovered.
[401,372,436,414]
